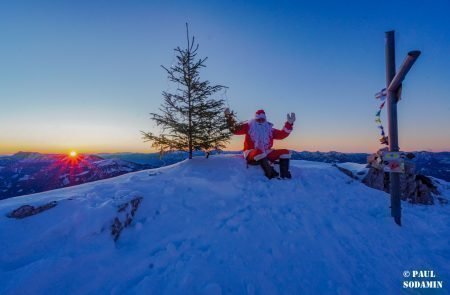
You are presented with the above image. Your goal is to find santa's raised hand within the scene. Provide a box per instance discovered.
[287,112,296,124]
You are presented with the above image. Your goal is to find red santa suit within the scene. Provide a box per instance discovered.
[232,110,293,162]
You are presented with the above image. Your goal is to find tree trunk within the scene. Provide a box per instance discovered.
[186,23,193,160]
[187,73,193,159]
[188,105,192,159]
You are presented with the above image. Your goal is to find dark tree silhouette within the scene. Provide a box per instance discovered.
[142,24,233,159]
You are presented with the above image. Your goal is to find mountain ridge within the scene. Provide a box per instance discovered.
[1,150,449,200]
[0,153,152,199]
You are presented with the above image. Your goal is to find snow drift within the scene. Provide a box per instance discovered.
[0,155,449,294]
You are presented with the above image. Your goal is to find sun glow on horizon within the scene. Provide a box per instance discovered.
[69,151,77,157]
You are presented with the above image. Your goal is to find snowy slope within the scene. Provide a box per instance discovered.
[0,155,449,294]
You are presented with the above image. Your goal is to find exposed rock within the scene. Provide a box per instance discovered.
[362,149,440,205]
[7,201,58,219]
[111,196,143,241]
[362,166,389,192]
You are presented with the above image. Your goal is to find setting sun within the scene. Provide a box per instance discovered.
[69,151,77,157]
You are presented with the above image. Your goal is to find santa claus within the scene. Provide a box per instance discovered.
[225,108,296,179]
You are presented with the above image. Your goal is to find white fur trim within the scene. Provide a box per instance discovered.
[253,152,267,161]
[255,113,266,120]
[243,149,253,158]
[279,153,291,159]
[282,127,292,133]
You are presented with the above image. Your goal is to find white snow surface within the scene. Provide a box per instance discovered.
[0,155,449,294]
[335,162,367,173]
[335,162,369,180]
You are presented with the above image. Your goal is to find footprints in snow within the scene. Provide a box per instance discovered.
[216,205,252,232]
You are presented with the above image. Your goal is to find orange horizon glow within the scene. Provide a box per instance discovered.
[1,140,449,155]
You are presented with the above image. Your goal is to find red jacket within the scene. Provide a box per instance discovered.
[233,121,293,153]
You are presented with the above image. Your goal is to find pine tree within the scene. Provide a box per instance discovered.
[142,24,233,159]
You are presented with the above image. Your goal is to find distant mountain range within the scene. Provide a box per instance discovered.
[409,151,450,182]
[290,151,369,164]
[100,150,450,182]
[0,150,448,200]
[0,152,152,200]
[97,150,238,166]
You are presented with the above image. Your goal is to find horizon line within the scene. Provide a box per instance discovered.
[2,149,449,157]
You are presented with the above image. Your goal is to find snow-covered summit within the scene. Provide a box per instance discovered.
[0,155,449,294]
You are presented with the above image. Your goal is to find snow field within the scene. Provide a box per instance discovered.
[0,155,449,294]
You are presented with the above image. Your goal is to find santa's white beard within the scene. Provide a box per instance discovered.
[248,119,273,152]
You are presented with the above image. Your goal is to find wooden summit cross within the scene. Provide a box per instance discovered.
[384,30,421,226]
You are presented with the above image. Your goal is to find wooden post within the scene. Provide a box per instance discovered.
[388,51,421,92]
[385,31,401,226]
[384,31,421,226]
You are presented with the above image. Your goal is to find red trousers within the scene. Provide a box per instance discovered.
[246,149,290,162]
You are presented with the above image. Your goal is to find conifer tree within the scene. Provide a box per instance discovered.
[142,24,233,159]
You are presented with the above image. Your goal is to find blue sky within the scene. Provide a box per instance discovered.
[0,0,449,153]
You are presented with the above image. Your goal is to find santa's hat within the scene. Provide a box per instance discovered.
[255,109,266,120]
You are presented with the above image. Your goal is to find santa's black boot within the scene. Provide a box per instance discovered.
[279,158,292,179]
[258,158,279,179]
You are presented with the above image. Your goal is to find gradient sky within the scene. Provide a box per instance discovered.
[1,0,449,154]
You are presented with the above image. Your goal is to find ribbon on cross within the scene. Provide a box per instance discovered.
[375,88,389,145]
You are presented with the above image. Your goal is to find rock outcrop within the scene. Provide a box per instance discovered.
[111,196,143,241]
[7,201,58,218]
[362,149,439,204]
